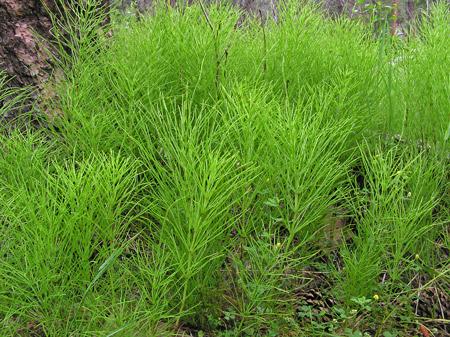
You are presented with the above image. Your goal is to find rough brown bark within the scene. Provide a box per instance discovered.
[0,0,55,89]
[0,0,110,89]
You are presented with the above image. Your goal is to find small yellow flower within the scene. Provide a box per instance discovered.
[373,294,380,301]
[276,242,282,249]
[415,254,420,260]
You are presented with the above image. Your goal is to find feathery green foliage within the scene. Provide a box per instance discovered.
[0,1,448,336]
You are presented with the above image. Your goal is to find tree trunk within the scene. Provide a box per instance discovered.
[0,0,55,89]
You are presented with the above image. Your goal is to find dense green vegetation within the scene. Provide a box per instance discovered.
[0,1,448,336]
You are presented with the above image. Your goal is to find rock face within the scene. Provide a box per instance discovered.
[0,0,55,89]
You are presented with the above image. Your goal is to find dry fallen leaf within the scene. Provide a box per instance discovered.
[419,324,431,337]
